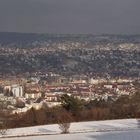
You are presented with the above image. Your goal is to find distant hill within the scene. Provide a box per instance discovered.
[0,32,140,47]
[0,32,139,77]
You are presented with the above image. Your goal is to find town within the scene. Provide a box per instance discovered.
[0,73,139,114]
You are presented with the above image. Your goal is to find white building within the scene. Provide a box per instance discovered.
[11,85,23,97]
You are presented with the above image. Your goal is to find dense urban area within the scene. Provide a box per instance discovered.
[0,33,140,130]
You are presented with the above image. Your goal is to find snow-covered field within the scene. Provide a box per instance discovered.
[1,119,140,140]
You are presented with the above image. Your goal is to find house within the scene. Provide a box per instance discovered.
[4,84,23,97]
[45,93,62,102]
[25,91,41,99]
[24,83,42,99]
[11,85,23,97]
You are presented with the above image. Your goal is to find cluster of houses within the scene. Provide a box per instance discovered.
[0,74,138,114]
[0,77,136,113]
[0,76,137,107]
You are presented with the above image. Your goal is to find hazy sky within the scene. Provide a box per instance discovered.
[0,0,140,34]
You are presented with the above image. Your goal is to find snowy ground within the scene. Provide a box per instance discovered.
[1,119,140,140]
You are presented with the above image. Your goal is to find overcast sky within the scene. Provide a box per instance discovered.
[0,0,140,34]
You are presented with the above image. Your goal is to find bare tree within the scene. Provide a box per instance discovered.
[59,123,71,134]
[0,119,8,135]
[57,111,73,134]
[0,95,12,135]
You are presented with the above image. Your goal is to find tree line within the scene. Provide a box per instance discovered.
[0,89,139,130]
